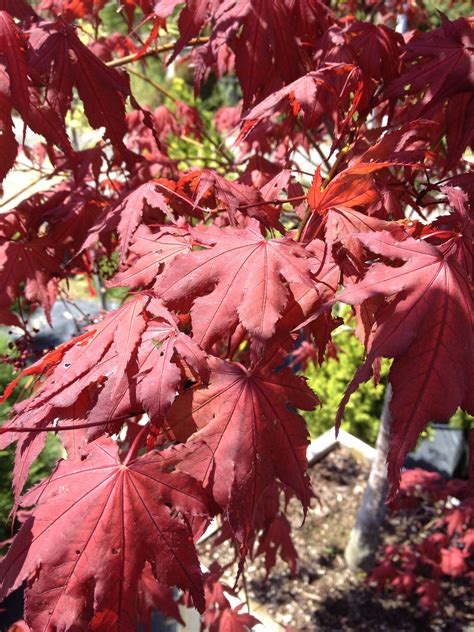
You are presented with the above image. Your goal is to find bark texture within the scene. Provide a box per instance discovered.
[344,384,392,571]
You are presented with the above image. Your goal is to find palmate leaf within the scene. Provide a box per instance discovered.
[0,10,29,182]
[166,357,316,548]
[107,224,193,290]
[240,66,346,136]
[159,0,312,108]
[81,180,176,261]
[0,236,61,324]
[231,0,305,109]
[0,72,17,183]
[387,15,474,114]
[155,219,314,352]
[179,169,283,229]
[307,163,392,214]
[0,0,37,19]
[26,18,134,161]
[386,15,474,166]
[344,21,402,84]
[0,11,29,116]
[1,293,208,447]
[334,231,473,498]
[260,239,341,366]
[0,438,209,630]
[307,160,423,219]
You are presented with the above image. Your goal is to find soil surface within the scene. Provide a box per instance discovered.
[200,446,474,631]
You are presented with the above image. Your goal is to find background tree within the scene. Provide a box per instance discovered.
[0,1,472,629]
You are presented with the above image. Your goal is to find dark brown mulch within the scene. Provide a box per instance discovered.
[200,446,474,631]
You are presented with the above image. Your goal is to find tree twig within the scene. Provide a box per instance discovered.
[106,36,210,68]
[126,67,176,102]
[0,173,52,209]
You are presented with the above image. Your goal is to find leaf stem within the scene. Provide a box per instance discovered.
[0,412,145,435]
[297,143,352,242]
[153,181,208,215]
[239,194,306,211]
[123,423,150,465]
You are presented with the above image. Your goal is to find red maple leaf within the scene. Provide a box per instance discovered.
[0,11,29,115]
[155,219,314,351]
[440,547,468,578]
[0,235,61,324]
[260,239,341,365]
[0,438,209,629]
[256,513,298,578]
[38,0,108,19]
[386,15,474,166]
[108,224,193,290]
[27,19,134,158]
[137,563,184,629]
[166,357,316,548]
[0,0,37,19]
[307,160,420,217]
[334,231,473,497]
[240,66,350,137]
[212,604,261,632]
[82,180,176,259]
[0,74,17,183]
[416,579,441,613]
[1,294,208,446]
[179,169,283,228]
[345,21,402,83]
[387,15,474,113]
[0,11,30,181]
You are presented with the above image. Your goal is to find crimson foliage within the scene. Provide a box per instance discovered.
[370,468,474,614]
[0,1,472,629]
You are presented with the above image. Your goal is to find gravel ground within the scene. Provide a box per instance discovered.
[200,446,474,631]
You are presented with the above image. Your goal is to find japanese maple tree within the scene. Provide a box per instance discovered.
[0,0,472,629]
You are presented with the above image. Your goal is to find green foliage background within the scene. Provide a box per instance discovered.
[302,327,389,445]
[0,334,62,543]
[302,324,472,446]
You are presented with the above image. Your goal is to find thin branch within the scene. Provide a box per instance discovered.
[0,173,50,209]
[239,194,306,211]
[313,142,331,172]
[241,567,250,612]
[127,62,235,168]
[172,155,228,168]
[106,36,210,68]
[199,127,236,166]
[153,181,209,215]
[126,67,176,103]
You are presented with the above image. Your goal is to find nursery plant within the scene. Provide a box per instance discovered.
[0,0,472,629]
[369,467,474,614]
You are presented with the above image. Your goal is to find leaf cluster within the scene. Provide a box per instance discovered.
[0,1,472,629]
[370,468,474,614]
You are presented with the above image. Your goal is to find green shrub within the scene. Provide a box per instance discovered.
[302,324,471,446]
[302,327,389,445]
